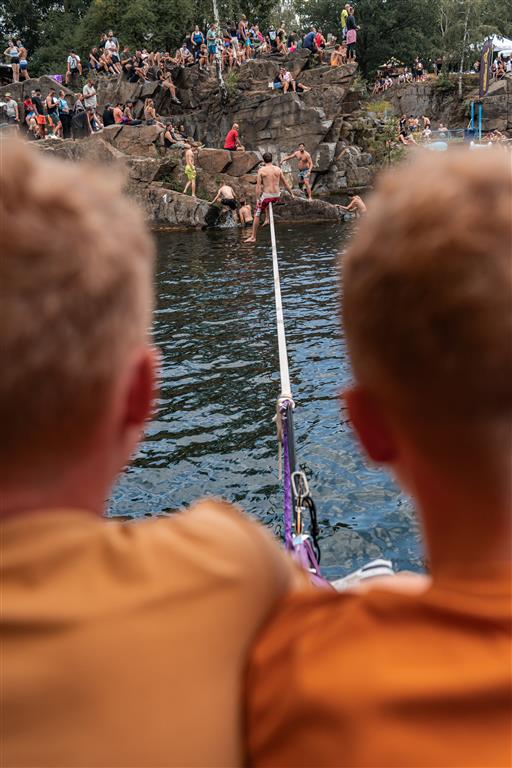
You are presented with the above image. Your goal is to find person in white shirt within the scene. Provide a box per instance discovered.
[65,50,82,84]
[83,80,97,110]
[3,94,19,126]
[104,30,121,73]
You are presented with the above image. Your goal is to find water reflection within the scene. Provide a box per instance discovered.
[109,223,423,576]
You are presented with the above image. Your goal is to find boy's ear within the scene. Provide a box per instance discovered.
[342,386,398,464]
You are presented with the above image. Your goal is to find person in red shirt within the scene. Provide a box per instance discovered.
[224,122,244,151]
[315,29,326,62]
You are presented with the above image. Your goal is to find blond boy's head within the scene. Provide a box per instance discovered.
[0,141,155,486]
[342,149,511,489]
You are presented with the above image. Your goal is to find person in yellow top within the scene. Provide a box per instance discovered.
[0,140,302,768]
[247,149,512,767]
[340,3,350,40]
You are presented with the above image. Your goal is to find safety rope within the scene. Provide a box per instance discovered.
[268,203,323,577]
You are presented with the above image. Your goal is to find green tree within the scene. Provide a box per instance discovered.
[292,0,439,75]
[437,0,510,96]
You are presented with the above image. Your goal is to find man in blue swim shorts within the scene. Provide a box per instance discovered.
[281,143,314,200]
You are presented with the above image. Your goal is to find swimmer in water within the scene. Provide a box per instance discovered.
[339,195,367,216]
[238,199,253,226]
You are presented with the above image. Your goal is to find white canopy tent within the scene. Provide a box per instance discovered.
[490,35,512,52]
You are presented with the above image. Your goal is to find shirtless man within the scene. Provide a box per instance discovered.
[183,146,197,197]
[238,199,253,227]
[244,152,294,243]
[211,183,238,220]
[281,143,314,200]
[339,194,367,216]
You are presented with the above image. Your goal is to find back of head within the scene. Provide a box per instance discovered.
[0,140,154,484]
[262,151,272,163]
[343,149,512,450]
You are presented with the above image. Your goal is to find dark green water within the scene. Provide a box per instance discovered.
[108,222,423,578]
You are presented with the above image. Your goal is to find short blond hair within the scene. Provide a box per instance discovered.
[342,149,512,426]
[0,140,155,478]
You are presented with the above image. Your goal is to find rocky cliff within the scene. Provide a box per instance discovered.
[1,53,378,229]
[94,51,376,192]
[383,73,511,134]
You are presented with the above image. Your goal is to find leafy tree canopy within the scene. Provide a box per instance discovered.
[1,0,509,77]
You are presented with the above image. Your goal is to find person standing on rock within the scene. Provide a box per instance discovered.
[183,146,197,198]
[281,143,314,200]
[244,152,295,244]
[17,41,29,80]
[191,26,204,61]
[224,123,245,151]
[58,90,72,139]
[4,40,20,82]
[207,23,218,65]
[3,93,19,129]
[340,3,350,41]
[346,6,358,61]
[83,79,97,111]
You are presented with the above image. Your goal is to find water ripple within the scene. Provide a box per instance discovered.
[108,224,423,576]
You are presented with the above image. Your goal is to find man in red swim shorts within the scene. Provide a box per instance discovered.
[244,152,294,243]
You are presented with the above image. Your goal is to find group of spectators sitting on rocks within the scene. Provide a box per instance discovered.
[70,17,349,89]
[1,12,358,142]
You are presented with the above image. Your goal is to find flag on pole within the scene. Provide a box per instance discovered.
[479,39,493,98]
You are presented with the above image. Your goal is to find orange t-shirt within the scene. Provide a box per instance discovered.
[247,575,512,768]
[1,501,299,768]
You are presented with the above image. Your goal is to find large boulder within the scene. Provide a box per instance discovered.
[313,142,336,171]
[0,76,75,106]
[197,148,231,173]
[75,134,126,164]
[104,123,163,157]
[125,157,161,184]
[232,92,332,156]
[138,184,210,228]
[226,150,262,176]
[0,81,24,102]
[480,76,512,131]
[346,165,372,188]
[272,195,343,223]
[33,138,79,161]
[96,78,142,110]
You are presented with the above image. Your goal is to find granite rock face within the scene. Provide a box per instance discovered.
[383,73,512,133]
[14,55,379,228]
[40,53,374,196]
[480,77,512,132]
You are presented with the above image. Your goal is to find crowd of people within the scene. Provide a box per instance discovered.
[66,14,355,91]
[1,9,361,140]
[372,47,510,96]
